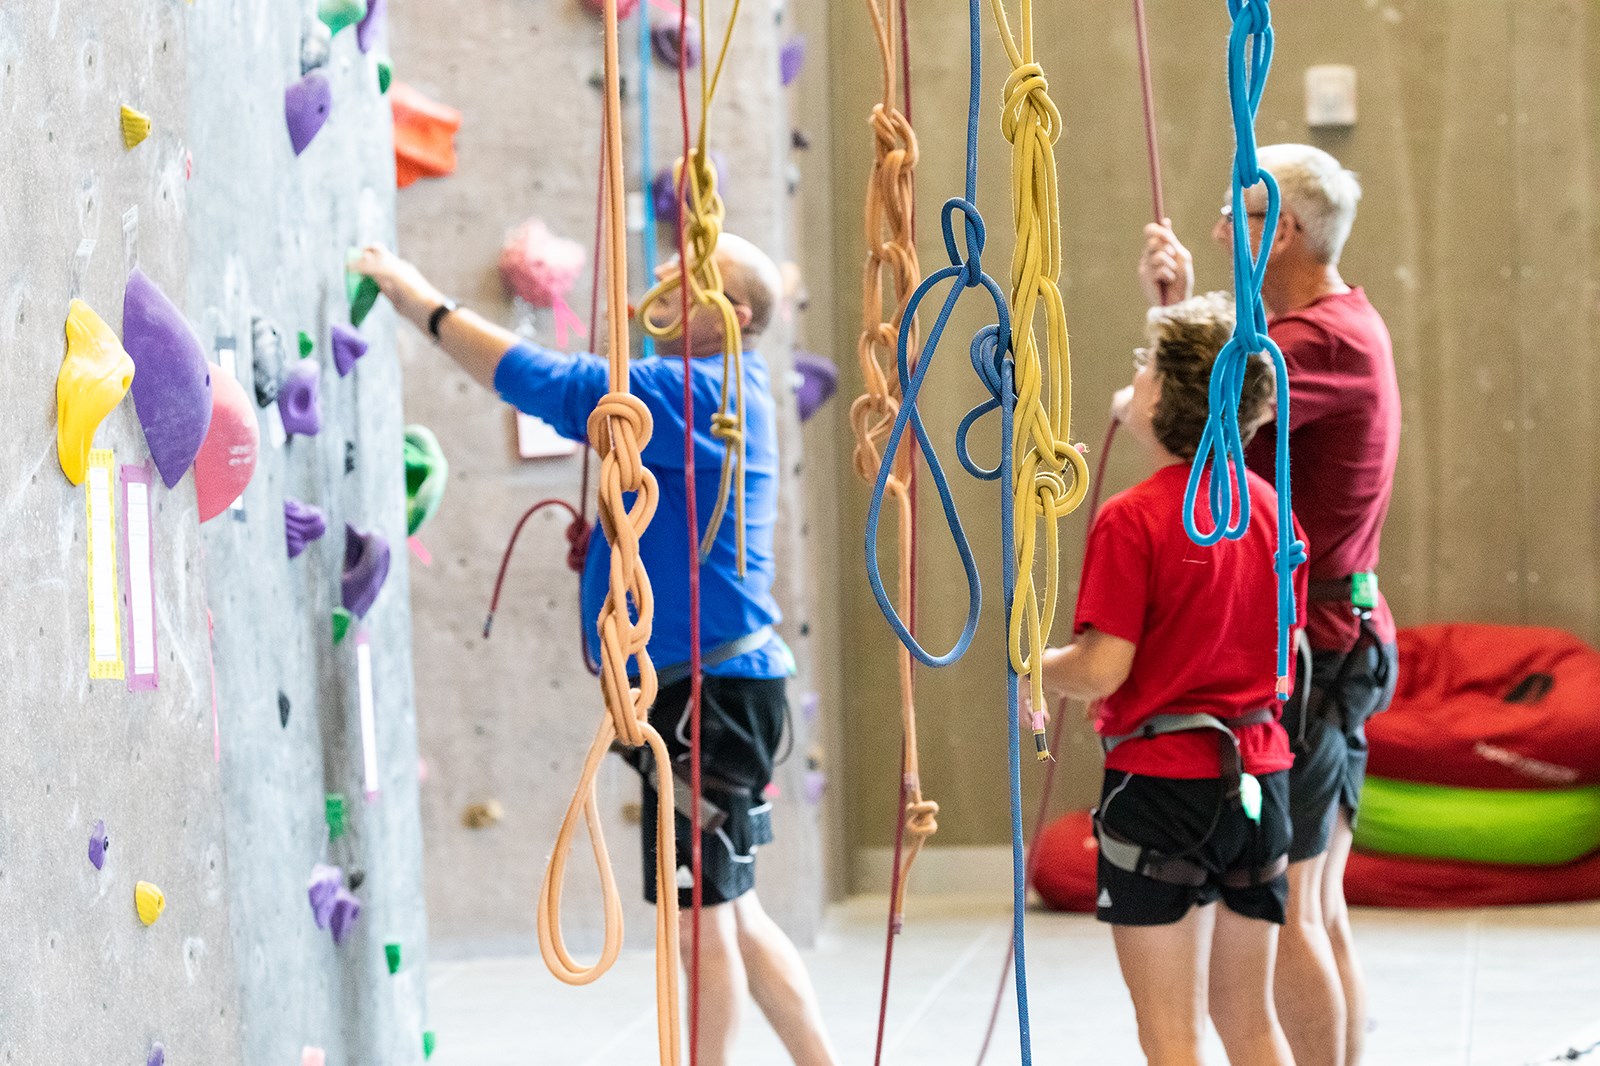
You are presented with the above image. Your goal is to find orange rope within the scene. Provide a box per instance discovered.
[535,2,682,1062]
[849,0,935,930]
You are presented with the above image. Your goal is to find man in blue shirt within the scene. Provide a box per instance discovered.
[355,235,838,1066]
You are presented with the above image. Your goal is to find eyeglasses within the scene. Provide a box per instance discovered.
[1218,204,1269,221]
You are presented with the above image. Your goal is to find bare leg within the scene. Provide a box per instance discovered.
[1209,905,1295,1066]
[682,902,746,1066]
[1324,810,1366,1066]
[1111,904,1214,1066]
[1274,854,1346,1066]
[732,892,839,1066]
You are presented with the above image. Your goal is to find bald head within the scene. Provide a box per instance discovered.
[712,232,784,338]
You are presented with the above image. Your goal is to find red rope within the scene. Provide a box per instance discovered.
[673,3,706,1060]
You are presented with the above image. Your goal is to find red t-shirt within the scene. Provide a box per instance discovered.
[1246,288,1401,652]
[1075,464,1303,779]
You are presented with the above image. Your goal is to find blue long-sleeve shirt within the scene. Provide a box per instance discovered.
[494,341,789,679]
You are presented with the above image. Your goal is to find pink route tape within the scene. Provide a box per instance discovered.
[120,464,159,691]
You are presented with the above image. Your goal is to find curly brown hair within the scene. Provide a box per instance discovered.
[1147,292,1276,461]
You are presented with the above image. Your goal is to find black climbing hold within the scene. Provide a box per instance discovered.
[347,867,366,891]
[791,127,811,151]
[278,691,291,728]
[250,313,286,408]
[344,440,357,474]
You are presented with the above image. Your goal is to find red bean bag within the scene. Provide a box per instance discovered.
[1029,810,1099,913]
[1366,624,1600,790]
[1345,846,1600,909]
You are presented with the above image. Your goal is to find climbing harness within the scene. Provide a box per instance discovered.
[535,2,683,1062]
[985,0,1091,762]
[1182,0,1304,698]
[633,0,749,576]
[861,0,1037,1058]
[848,0,937,1056]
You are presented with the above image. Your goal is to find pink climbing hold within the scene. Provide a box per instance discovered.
[302,1048,327,1066]
[498,219,587,347]
[329,886,362,946]
[284,498,328,558]
[278,360,322,437]
[341,523,391,619]
[123,269,213,489]
[355,0,386,52]
[307,863,342,929]
[193,370,260,522]
[285,72,333,156]
[331,324,370,377]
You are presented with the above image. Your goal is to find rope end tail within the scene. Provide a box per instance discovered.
[1275,674,1291,701]
[482,614,495,640]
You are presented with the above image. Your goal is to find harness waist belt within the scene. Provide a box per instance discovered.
[1309,571,1378,610]
[1101,708,1274,801]
[655,624,777,688]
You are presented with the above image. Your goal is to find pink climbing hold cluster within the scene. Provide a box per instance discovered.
[497,219,588,347]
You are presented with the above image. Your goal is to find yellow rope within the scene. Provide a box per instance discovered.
[634,0,747,576]
[536,3,681,1061]
[848,0,935,923]
[986,0,1090,760]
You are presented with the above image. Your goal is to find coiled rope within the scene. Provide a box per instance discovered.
[861,0,1035,1059]
[850,0,933,1056]
[536,2,683,1062]
[985,0,1090,763]
[633,0,748,576]
[1182,0,1304,697]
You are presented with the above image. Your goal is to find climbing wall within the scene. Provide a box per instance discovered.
[1,1,429,1063]
[389,0,831,953]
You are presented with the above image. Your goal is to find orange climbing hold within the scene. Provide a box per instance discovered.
[390,83,461,188]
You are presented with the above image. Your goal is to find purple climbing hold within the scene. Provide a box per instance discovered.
[284,498,328,559]
[803,769,826,807]
[331,324,370,377]
[122,270,213,489]
[329,886,362,946]
[792,352,838,423]
[799,691,821,724]
[278,360,322,437]
[307,863,342,929]
[341,523,391,619]
[356,0,387,53]
[147,1043,165,1066]
[89,819,109,870]
[650,18,700,70]
[779,35,806,86]
[651,153,725,230]
[285,72,333,156]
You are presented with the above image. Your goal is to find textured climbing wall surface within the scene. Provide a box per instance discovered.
[822,0,1600,868]
[389,0,829,954]
[184,1,429,1064]
[1,2,428,1064]
[0,4,244,1064]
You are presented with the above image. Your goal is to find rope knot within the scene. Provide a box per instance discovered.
[968,324,1007,399]
[564,517,591,573]
[904,798,939,839]
[710,411,743,447]
[1277,538,1307,575]
[939,197,987,285]
[587,392,652,487]
[1000,63,1060,143]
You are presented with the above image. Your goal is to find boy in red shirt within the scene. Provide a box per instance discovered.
[1038,292,1305,1066]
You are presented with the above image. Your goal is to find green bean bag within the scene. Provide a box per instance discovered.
[1355,777,1600,866]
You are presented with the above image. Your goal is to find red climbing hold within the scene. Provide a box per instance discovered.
[192,370,260,522]
[391,83,461,188]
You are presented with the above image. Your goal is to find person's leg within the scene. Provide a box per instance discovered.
[681,901,747,1066]
[1112,905,1215,1066]
[1208,905,1295,1066]
[732,891,839,1066]
[1324,808,1366,1066]
[1274,854,1346,1066]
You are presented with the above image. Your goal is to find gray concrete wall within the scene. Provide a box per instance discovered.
[1,2,428,1063]
[390,0,832,954]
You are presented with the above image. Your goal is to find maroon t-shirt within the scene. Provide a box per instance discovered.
[1246,288,1401,652]
[1075,464,1303,779]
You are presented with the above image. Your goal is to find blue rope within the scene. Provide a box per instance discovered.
[637,0,658,361]
[1181,0,1305,696]
[860,0,1033,1058]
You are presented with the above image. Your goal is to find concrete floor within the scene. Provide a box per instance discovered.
[426,895,1600,1065]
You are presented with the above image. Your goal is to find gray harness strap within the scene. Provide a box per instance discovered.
[655,624,777,688]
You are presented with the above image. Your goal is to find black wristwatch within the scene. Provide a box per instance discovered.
[427,299,458,340]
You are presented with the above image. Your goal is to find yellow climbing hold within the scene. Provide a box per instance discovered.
[57,301,135,486]
[121,106,152,149]
[135,881,166,925]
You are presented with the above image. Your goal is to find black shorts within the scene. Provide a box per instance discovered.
[1282,640,1399,862]
[1095,769,1291,927]
[636,675,786,908]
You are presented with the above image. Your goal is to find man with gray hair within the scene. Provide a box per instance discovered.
[1139,143,1401,1066]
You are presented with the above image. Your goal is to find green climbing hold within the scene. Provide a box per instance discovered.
[298,331,314,358]
[346,262,383,328]
[376,59,393,95]
[385,942,402,974]
[423,1032,436,1060]
[333,607,353,644]
[403,425,449,536]
[318,0,368,37]
[325,793,348,840]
